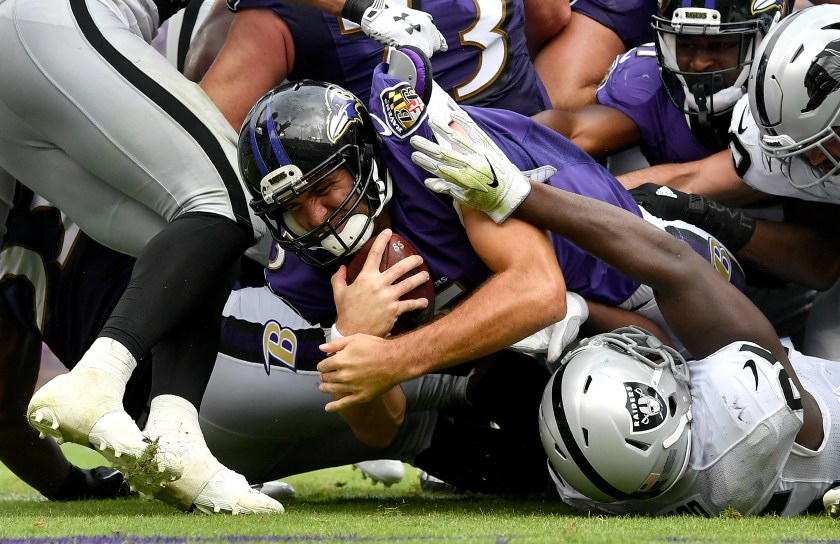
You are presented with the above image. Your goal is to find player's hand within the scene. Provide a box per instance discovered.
[345,0,447,57]
[333,229,429,338]
[509,292,589,371]
[410,110,540,223]
[49,466,132,501]
[629,182,699,220]
[318,334,409,411]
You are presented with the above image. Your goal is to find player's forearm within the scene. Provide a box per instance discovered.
[513,182,780,359]
[337,385,406,448]
[738,220,840,291]
[617,161,702,191]
[391,264,566,378]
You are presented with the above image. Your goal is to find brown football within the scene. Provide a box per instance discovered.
[346,232,435,335]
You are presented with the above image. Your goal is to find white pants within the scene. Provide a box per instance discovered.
[0,0,265,258]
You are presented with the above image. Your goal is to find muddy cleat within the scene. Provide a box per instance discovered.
[353,460,405,487]
[151,445,285,514]
[27,370,181,489]
[825,487,840,518]
[145,395,284,515]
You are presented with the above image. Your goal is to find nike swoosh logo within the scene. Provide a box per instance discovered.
[737,107,749,135]
[486,158,499,188]
[743,360,759,390]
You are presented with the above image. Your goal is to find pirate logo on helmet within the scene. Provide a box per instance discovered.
[625,382,667,432]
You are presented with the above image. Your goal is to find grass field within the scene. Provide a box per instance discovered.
[2,445,840,543]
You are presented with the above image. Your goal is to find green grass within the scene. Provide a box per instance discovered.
[1,445,840,543]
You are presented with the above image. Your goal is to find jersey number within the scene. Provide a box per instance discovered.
[339,0,514,103]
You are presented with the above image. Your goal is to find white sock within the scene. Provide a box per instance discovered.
[146,395,205,446]
[74,337,137,391]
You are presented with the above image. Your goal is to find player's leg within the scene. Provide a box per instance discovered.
[0,0,276,512]
[532,12,624,111]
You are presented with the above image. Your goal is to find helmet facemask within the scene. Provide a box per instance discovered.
[539,326,693,504]
[654,3,782,127]
[239,81,392,267]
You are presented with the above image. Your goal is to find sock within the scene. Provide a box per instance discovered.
[73,337,137,392]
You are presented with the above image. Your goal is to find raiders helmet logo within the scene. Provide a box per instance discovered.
[624,382,667,432]
[803,38,840,113]
[324,85,365,144]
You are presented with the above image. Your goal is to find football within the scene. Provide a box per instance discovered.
[346,232,435,335]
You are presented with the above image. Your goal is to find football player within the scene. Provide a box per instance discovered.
[236,47,746,414]
[0,185,552,502]
[536,0,788,166]
[534,0,840,342]
[409,117,840,517]
[193,0,564,131]
[0,0,450,514]
[615,4,840,358]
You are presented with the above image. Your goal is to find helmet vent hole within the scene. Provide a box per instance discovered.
[582,428,589,447]
[790,44,805,63]
[669,396,678,417]
[583,375,592,394]
[553,444,567,461]
[625,439,651,452]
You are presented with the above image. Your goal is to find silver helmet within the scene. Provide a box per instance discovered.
[538,326,693,503]
[749,5,840,189]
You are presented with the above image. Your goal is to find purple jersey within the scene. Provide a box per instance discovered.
[265,64,643,325]
[227,0,550,116]
[572,0,658,48]
[596,45,718,165]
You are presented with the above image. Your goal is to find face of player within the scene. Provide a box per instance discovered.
[676,34,743,85]
[803,131,840,175]
[284,165,371,236]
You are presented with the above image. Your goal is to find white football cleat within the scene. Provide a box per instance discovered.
[145,396,284,515]
[353,460,405,486]
[27,370,181,489]
[824,486,840,518]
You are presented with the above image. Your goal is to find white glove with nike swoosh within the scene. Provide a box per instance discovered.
[509,292,589,371]
[410,110,553,223]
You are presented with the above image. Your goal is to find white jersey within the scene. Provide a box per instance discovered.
[729,96,840,203]
[555,341,840,517]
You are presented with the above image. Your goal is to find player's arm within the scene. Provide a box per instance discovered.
[182,0,235,83]
[318,212,566,411]
[199,8,295,129]
[630,183,840,291]
[522,0,571,57]
[514,182,824,449]
[411,129,823,447]
[617,150,765,207]
[327,229,433,446]
[532,104,641,160]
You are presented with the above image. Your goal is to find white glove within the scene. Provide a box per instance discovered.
[358,0,448,57]
[410,110,553,223]
[509,292,589,370]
